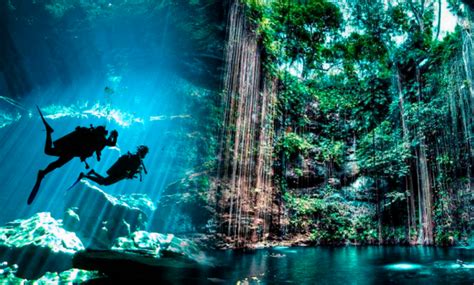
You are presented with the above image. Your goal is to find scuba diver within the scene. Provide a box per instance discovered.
[70,145,149,188]
[28,106,118,204]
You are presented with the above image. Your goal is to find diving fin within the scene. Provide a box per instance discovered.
[28,171,44,205]
[36,105,54,133]
[67,173,84,191]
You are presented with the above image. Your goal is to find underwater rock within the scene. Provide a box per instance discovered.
[73,231,215,281]
[35,268,102,283]
[116,193,156,218]
[112,231,206,261]
[153,173,215,235]
[64,180,155,249]
[0,212,84,279]
[0,262,21,283]
[0,260,101,283]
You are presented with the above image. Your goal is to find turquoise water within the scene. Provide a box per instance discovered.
[205,246,474,284]
[0,1,224,231]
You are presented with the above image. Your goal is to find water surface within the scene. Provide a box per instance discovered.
[205,246,474,284]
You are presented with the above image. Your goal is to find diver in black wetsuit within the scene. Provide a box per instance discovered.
[70,145,148,187]
[28,106,118,204]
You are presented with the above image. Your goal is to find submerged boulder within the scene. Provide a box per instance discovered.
[0,261,101,283]
[112,231,206,261]
[73,231,216,282]
[64,180,155,249]
[153,173,215,234]
[0,212,84,279]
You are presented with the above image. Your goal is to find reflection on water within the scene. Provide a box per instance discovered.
[42,103,144,127]
[206,246,474,285]
[385,263,424,270]
[16,103,193,128]
[0,111,21,128]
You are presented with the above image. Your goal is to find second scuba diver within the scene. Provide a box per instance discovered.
[69,145,149,188]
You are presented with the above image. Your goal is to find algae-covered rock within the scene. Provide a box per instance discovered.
[161,234,204,260]
[0,261,101,283]
[64,180,155,249]
[73,231,213,281]
[112,231,164,256]
[117,193,156,218]
[154,173,215,234]
[112,231,205,261]
[39,268,102,283]
[0,212,83,253]
[0,262,22,283]
[0,212,84,279]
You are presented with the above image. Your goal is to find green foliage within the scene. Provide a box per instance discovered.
[276,72,313,121]
[294,168,303,177]
[388,5,410,31]
[309,204,378,245]
[357,121,410,179]
[284,192,325,215]
[431,28,462,63]
[435,229,460,246]
[309,209,353,244]
[382,226,407,244]
[446,0,464,15]
[275,132,313,159]
[404,98,448,137]
[284,192,325,230]
[432,177,470,246]
[317,138,344,166]
[285,191,378,244]
[246,0,342,74]
[313,83,352,114]
[246,0,471,246]
[271,0,342,72]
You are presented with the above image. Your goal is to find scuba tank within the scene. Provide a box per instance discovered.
[106,152,141,179]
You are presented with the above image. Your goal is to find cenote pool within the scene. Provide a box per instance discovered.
[200,246,474,284]
[2,1,474,284]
